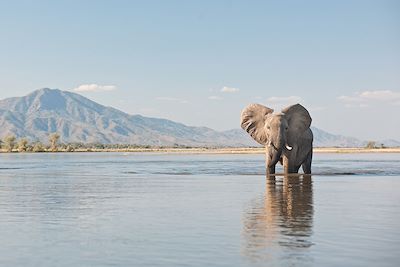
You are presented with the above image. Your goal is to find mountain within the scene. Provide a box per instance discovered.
[0,88,255,147]
[0,88,397,147]
[375,139,400,148]
[311,127,364,147]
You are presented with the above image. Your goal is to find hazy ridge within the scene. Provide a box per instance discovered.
[0,88,398,147]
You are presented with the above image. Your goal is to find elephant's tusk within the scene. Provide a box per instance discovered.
[285,145,293,151]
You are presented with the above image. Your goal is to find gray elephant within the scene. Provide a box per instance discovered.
[240,103,313,175]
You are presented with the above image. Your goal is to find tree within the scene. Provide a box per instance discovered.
[4,135,16,152]
[366,141,376,149]
[32,142,45,152]
[49,133,60,152]
[17,138,29,152]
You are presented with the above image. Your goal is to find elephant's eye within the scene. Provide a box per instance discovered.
[285,127,288,130]
[267,126,270,129]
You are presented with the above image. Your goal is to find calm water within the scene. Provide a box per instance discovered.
[0,152,399,267]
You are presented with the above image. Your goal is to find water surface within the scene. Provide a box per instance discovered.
[0,152,399,266]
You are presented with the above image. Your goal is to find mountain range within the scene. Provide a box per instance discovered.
[0,88,398,147]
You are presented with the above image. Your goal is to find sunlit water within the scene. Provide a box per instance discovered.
[0,152,399,267]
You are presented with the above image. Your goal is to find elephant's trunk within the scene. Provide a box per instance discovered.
[268,145,282,167]
[271,130,285,151]
[268,142,282,167]
[268,127,286,166]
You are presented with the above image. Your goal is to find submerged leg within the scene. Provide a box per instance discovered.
[283,155,301,174]
[283,155,295,173]
[302,150,313,174]
[294,165,301,173]
[267,165,276,176]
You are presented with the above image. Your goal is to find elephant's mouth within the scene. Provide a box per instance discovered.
[269,142,291,152]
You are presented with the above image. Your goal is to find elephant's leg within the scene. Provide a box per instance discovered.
[267,165,276,175]
[302,150,313,174]
[283,159,300,173]
[291,166,300,173]
[283,148,301,174]
[285,165,300,173]
[266,149,276,175]
[283,155,293,173]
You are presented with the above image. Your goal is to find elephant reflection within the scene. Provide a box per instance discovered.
[242,175,313,262]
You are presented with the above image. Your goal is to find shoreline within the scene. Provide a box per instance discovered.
[1,147,400,154]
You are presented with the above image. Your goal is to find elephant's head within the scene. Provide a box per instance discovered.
[240,103,312,166]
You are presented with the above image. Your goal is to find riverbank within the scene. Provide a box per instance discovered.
[1,147,400,154]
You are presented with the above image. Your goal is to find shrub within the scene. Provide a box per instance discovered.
[49,133,60,152]
[4,135,16,152]
[365,141,376,149]
[17,138,29,152]
[33,142,45,152]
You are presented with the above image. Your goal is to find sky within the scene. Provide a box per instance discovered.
[0,0,399,140]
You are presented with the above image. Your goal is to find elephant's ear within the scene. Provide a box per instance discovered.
[241,103,274,145]
[282,104,312,145]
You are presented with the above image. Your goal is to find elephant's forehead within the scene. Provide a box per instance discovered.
[268,114,287,126]
[269,113,285,121]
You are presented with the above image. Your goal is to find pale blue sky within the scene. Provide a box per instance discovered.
[0,0,399,140]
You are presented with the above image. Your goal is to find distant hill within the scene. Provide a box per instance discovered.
[0,88,254,146]
[311,127,364,147]
[0,88,398,147]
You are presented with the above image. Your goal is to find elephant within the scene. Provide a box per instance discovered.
[240,103,313,175]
